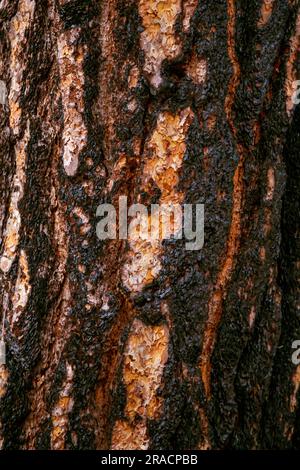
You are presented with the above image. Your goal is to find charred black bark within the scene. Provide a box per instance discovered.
[0,0,299,450]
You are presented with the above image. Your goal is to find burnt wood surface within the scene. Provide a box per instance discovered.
[0,0,299,450]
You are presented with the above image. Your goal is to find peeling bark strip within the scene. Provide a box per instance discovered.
[10,249,31,331]
[0,0,300,451]
[112,320,169,450]
[57,28,87,176]
[0,123,30,273]
[122,108,194,292]
[8,0,35,135]
[139,0,182,87]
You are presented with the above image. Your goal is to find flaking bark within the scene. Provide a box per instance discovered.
[0,0,299,450]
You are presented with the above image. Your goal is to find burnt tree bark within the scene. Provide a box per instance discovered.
[0,0,299,450]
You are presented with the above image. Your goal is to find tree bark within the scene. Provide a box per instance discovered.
[0,0,299,450]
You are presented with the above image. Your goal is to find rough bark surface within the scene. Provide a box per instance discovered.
[0,0,299,450]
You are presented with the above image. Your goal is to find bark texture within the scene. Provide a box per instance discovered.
[0,0,299,450]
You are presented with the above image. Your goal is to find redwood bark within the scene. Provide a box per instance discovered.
[0,0,299,450]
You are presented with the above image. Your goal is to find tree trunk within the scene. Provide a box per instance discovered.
[0,0,299,450]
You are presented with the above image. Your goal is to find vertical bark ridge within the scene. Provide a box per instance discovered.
[200,0,243,401]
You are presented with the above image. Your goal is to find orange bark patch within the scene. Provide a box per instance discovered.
[290,366,300,413]
[265,167,275,201]
[10,250,31,335]
[57,29,87,176]
[111,319,169,450]
[263,207,272,236]
[258,0,275,27]
[202,147,210,172]
[198,406,211,450]
[186,53,207,84]
[111,420,149,450]
[8,0,35,135]
[183,0,198,33]
[139,0,182,87]
[121,108,194,292]
[286,11,300,116]
[0,367,9,399]
[0,123,30,273]
[206,114,217,131]
[224,0,241,132]
[0,366,9,449]
[249,306,256,329]
[51,362,74,450]
[128,66,140,88]
[259,246,266,262]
